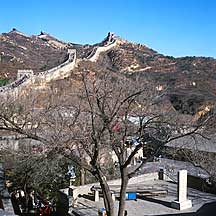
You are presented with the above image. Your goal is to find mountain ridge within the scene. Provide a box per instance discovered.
[0,29,215,116]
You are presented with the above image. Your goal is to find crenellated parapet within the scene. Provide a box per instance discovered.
[86,32,117,62]
[0,49,76,95]
[0,32,116,96]
[36,49,76,82]
[0,74,31,93]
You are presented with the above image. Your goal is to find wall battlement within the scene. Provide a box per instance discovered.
[87,40,117,62]
[0,49,76,95]
[86,32,117,62]
[0,32,116,96]
[17,69,34,79]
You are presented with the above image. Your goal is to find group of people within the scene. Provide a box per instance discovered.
[11,74,29,89]
[0,74,28,92]
[11,190,53,216]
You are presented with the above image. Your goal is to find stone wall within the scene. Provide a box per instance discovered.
[0,74,30,93]
[0,136,19,151]
[87,40,117,62]
[0,49,76,95]
[34,49,76,83]
[0,135,41,152]
[0,33,117,95]
[61,172,159,197]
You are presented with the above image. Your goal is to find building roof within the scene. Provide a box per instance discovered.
[166,134,216,153]
[131,158,210,180]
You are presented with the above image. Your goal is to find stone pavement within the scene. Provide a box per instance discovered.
[71,180,216,216]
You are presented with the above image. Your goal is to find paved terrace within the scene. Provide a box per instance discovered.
[66,159,213,216]
[71,180,216,216]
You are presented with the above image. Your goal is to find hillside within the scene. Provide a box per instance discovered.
[96,41,216,115]
[0,29,216,115]
[0,29,69,80]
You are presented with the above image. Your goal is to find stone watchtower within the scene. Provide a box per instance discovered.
[107,32,115,42]
[17,69,34,79]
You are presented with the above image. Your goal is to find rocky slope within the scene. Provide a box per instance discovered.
[97,40,216,115]
[0,29,216,116]
[0,29,68,80]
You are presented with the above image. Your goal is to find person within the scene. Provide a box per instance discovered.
[20,195,26,213]
[38,205,43,216]
[27,194,33,212]
[43,201,52,216]
[11,192,21,215]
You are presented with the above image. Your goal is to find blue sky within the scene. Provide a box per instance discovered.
[1,0,216,57]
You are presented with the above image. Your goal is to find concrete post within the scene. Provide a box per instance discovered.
[94,190,99,202]
[158,168,164,180]
[171,170,192,210]
[80,168,85,185]
[68,187,78,208]
[111,192,116,201]
[72,188,78,208]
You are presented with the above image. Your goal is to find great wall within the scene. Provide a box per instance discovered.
[86,32,117,62]
[0,32,117,95]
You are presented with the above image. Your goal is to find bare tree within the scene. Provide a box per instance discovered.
[0,71,206,216]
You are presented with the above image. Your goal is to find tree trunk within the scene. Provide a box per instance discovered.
[24,181,28,213]
[96,169,114,216]
[80,167,85,185]
[118,167,129,216]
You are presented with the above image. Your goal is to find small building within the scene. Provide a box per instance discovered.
[107,32,115,42]
[17,69,34,80]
